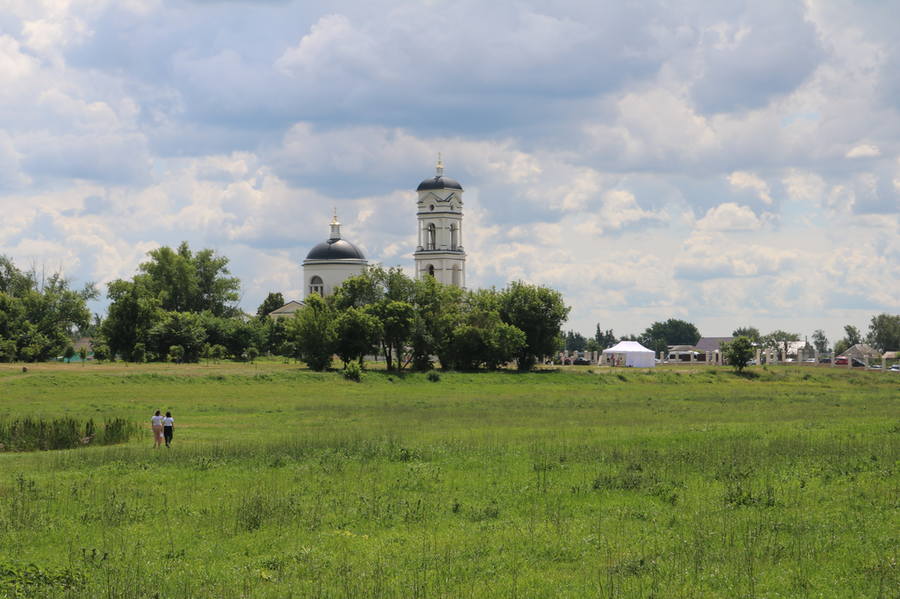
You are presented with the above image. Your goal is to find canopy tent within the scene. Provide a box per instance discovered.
[602,341,656,368]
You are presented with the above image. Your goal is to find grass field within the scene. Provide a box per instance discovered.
[0,361,898,598]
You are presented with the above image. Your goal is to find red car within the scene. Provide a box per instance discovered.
[834,356,848,365]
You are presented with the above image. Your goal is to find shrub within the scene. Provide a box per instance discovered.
[427,371,441,383]
[343,360,363,382]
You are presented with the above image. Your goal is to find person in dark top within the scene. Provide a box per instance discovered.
[163,411,174,448]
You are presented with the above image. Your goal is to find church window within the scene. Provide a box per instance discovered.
[428,264,435,277]
[426,223,436,250]
[309,275,324,297]
[450,224,458,250]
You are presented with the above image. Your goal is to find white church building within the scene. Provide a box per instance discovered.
[295,157,467,306]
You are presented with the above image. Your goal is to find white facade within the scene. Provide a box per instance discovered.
[301,214,367,298]
[413,158,466,287]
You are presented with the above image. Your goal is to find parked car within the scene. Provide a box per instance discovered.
[572,357,591,366]
[889,364,900,372]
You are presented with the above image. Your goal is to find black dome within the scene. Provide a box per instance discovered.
[416,176,463,191]
[305,238,366,261]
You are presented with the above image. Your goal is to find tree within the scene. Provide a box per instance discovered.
[138,242,240,316]
[101,278,162,361]
[147,312,207,363]
[369,300,416,371]
[594,326,616,350]
[565,331,587,352]
[333,307,381,367]
[499,281,569,371]
[843,325,861,347]
[256,292,285,320]
[285,294,335,371]
[732,327,761,343]
[866,314,900,352]
[91,342,110,363]
[78,347,87,364]
[640,319,701,354]
[246,346,259,363]
[63,345,75,363]
[168,345,185,363]
[761,330,800,355]
[812,329,829,354]
[723,336,754,373]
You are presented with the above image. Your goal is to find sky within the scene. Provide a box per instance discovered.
[0,0,898,345]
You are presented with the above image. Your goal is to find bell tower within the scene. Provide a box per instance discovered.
[413,155,466,287]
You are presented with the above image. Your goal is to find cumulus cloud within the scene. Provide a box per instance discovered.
[845,144,880,158]
[695,203,764,232]
[0,0,898,341]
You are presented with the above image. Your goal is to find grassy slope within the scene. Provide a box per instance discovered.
[0,362,897,598]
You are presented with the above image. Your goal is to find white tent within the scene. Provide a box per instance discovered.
[601,341,656,368]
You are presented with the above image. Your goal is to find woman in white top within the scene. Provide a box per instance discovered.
[163,411,175,448]
[151,410,164,448]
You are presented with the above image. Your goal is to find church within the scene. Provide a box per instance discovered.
[270,158,467,319]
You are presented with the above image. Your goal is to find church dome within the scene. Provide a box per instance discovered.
[305,238,366,261]
[416,175,463,192]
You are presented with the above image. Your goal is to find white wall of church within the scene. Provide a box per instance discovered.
[302,262,366,298]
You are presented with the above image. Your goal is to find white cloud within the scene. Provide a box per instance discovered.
[727,171,773,205]
[695,202,764,232]
[845,144,881,158]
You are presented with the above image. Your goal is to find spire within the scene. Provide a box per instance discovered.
[436,152,443,177]
[329,208,341,240]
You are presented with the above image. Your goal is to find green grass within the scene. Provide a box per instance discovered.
[0,361,898,598]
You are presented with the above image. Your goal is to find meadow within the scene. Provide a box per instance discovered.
[0,361,897,598]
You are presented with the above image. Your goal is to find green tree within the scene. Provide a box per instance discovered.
[246,346,259,363]
[138,242,240,316]
[762,330,800,355]
[641,319,701,350]
[811,329,829,354]
[285,294,335,371]
[565,330,587,352]
[593,325,617,350]
[91,342,110,363]
[732,326,761,343]
[78,346,87,364]
[131,342,146,363]
[368,300,416,371]
[63,345,75,363]
[866,314,900,352]
[843,325,861,346]
[168,344,185,363]
[499,281,570,371]
[723,336,754,373]
[101,278,162,361]
[256,292,285,320]
[147,311,207,363]
[334,307,381,367]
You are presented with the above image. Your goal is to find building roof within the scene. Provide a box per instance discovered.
[882,351,899,360]
[602,341,654,353]
[268,300,303,320]
[416,176,463,192]
[305,238,366,261]
[839,343,882,360]
[695,337,733,352]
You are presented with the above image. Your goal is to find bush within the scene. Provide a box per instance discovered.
[342,360,363,382]
[427,371,441,383]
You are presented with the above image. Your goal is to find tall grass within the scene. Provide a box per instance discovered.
[0,417,138,452]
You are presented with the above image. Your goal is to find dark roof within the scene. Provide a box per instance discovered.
[416,176,463,191]
[695,337,734,352]
[305,239,366,261]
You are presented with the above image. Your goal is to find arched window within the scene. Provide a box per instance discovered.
[427,264,435,277]
[452,265,460,286]
[450,224,458,250]
[426,223,436,250]
[309,275,324,297]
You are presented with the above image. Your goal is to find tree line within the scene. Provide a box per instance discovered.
[564,317,900,356]
[0,243,571,371]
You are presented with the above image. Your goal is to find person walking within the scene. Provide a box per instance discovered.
[151,410,164,449]
[163,411,175,448]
